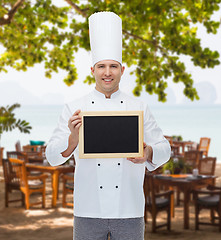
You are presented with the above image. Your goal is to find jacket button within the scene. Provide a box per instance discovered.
[100,186,103,189]
[118,163,120,166]
[92,101,94,104]
[98,163,101,166]
[116,186,118,189]
[121,101,123,103]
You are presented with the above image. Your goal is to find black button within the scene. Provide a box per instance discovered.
[92,101,94,104]
[98,163,100,166]
[121,101,123,103]
[116,186,118,188]
[100,186,103,189]
[118,163,120,166]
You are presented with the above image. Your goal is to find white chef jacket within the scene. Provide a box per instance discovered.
[46,89,171,219]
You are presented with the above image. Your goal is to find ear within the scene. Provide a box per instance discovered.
[121,66,125,76]
[91,66,95,76]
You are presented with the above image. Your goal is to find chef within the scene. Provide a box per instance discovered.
[46,11,171,240]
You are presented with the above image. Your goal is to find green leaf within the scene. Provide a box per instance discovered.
[0,0,221,102]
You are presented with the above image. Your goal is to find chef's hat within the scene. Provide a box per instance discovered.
[89,11,122,66]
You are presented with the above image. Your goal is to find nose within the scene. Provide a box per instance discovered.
[104,66,111,76]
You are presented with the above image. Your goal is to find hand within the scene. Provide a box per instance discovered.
[68,109,82,140]
[62,110,82,157]
[127,142,153,164]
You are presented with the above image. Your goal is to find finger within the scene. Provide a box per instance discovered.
[75,122,82,129]
[69,116,82,126]
[69,119,82,129]
[129,159,139,164]
[73,109,81,116]
[70,114,82,122]
[127,158,137,163]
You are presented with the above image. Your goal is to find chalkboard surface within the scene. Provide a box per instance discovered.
[79,111,143,158]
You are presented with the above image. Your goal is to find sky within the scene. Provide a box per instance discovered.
[0,4,221,106]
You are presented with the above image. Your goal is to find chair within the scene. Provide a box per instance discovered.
[164,135,173,145]
[176,150,204,205]
[15,140,22,152]
[8,158,48,209]
[2,158,25,207]
[144,172,173,232]
[198,157,216,176]
[7,151,29,163]
[186,141,198,151]
[0,147,4,165]
[184,150,203,170]
[198,137,211,157]
[62,172,74,208]
[193,185,221,231]
[164,135,180,157]
[7,151,42,175]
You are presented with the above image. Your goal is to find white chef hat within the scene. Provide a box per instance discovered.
[89,11,122,66]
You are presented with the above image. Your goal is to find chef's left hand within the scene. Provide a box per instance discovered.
[127,142,153,164]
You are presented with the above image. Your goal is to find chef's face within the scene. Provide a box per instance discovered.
[91,60,125,98]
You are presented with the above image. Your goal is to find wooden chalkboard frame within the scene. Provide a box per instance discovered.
[79,111,143,159]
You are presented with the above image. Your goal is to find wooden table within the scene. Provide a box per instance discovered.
[28,155,44,164]
[154,174,216,229]
[26,163,74,207]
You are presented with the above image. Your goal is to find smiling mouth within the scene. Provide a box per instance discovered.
[102,78,113,82]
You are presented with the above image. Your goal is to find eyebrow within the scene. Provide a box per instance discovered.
[96,63,119,67]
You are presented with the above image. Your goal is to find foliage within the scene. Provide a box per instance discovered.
[172,135,183,141]
[0,103,32,141]
[163,157,192,174]
[0,0,220,102]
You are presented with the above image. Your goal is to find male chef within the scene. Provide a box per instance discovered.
[46,11,171,240]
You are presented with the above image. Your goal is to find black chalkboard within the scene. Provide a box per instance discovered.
[79,111,143,158]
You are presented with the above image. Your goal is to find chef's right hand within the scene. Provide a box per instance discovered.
[62,110,82,157]
[68,109,82,140]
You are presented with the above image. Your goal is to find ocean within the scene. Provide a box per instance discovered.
[1,104,220,162]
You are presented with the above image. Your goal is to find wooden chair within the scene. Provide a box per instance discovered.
[164,135,180,157]
[198,137,211,157]
[23,145,39,152]
[164,135,173,145]
[15,140,22,152]
[62,172,74,208]
[0,147,4,165]
[184,150,203,170]
[176,150,204,205]
[144,172,173,232]
[7,151,29,163]
[191,157,217,202]
[8,158,48,209]
[23,145,46,159]
[2,158,25,207]
[198,157,216,176]
[193,185,221,231]
[7,151,42,175]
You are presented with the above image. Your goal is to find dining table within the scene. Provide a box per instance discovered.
[26,163,74,207]
[154,174,216,229]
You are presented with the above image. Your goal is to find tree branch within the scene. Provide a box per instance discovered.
[0,0,25,26]
[123,29,168,55]
[64,0,88,17]
[64,1,168,56]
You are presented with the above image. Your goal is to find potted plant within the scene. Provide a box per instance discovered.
[162,157,192,174]
[0,103,32,164]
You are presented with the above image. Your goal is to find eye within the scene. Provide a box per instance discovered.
[98,65,104,68]
[111,65,118,68]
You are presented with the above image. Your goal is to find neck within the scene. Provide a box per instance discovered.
[95,88,119,99]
